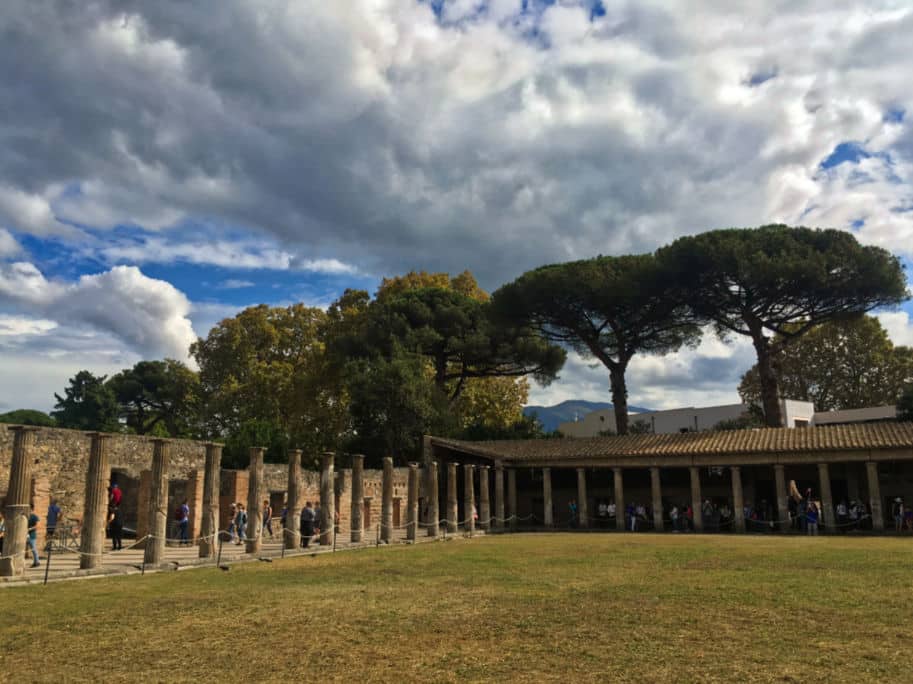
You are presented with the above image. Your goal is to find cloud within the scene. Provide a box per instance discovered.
[219,279,255,289]
[0,262,197,364]
[0,228,21,257]
[0,1,909,288]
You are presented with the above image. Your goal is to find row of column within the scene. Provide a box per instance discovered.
[535,462,886,533]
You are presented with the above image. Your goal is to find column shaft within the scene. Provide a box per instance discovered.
[319,452,335,547]
[507,468,517,531]
[80,433,111,569]
[731,466,745,533]
[650,467,663,532]
[774,464,789,532]
[426,462,439,537]
[613,467,625,531]
[284,449,302,550]
[447,462,459,533]
[494,465,505,530]
[577,468,589,529]
[199,443,222,558]
[817,462,834,532]
[350,454,364,543]
[478,466,491,530]
[406,463,419,541]
[542,467,553,527]
[0,427,38,577]
[463,464,476,532]
[866,461,884,531]
[246,447,265,553]
[690,466,703,532]
[381,457,394,542]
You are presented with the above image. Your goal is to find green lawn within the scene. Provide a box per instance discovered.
[1,533,911,682]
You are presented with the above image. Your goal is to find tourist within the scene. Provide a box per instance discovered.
[805,500,819,536]
[46,499,61,541]
[568,499,578,528]
[176,499,190,545]
[597,500,608,528]
[904,503,913,532]
[109,482,122,508]
[635,503,646,530]
[234,503,247,545]
[670,505,680,532]
[300,501,316,548]
[607,500,616,525]
[280,505,287,532]
[227,503,237,542]
[685,504,693,532]
[836,500,848,532]
[0,509,5,555]
[263,499,274,540]
[108,505,124,551]
[26,503,40,567]
[314,503,322,541]
[892,498,904,533]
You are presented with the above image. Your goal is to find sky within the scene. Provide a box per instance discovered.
[2,0,913,413]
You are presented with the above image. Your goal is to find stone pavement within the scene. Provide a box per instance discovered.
[2,526,477,587]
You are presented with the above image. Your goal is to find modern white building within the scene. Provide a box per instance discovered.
[810,405,897,426]
[558,399,816,437]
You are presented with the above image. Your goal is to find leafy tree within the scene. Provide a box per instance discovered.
[108,359,200,436]
[897,384,913,422]
[222,418,290,469]
[658,225,908,426]
[51,371,120,432]
[738,316,913,412]
[492,254,700,434]
[460,413,562,441]
[191,304,347,463]
[0,409,56,427]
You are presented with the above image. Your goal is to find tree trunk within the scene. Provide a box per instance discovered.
[752,334,783,427]
[609,366,629,435]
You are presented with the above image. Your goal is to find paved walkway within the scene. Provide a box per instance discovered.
[2,526,480,587]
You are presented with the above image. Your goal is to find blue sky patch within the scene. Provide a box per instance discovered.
[820,141,870,169]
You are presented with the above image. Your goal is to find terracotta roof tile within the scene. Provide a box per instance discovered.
[430,422,913,463]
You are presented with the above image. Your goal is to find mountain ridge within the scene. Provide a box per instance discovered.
[523,399,653,433]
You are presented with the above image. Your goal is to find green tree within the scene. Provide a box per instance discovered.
[0,409,56,427]
[738,316,913,412]
[108,359,200,436]
[51,370,120,432]
[492,254,700,434]
[191,304,347,463]
[658,225,908,426]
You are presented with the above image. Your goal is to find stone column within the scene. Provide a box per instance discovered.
[319,452,335,547]
[817,462,834,532]
[0,426,38,577]
[463,464,476,532]
[381,456,394,542]
[731,466,745,533]
[866,461,884,531]
[186,469,204,542]
[774,464,789,532]
[577,468,589,529]
[494,464,505,530]
[613,467,625,531]
[689,466,703,532]
[507,468,518,531]
[81,432,111,570]
[246,447,265,554]
[425,462,439,538]
[406,463,419,541]
[447,462,459,534]
[650,467,663,532]
[542,467,553,528]
[478,466,491,530]
[283,449,302,550]
[199,442,222,558]
[350,454,364,543]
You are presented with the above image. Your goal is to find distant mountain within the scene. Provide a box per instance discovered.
[522,400,652,433]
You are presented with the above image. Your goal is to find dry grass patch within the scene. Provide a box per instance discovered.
[1,534,911,682]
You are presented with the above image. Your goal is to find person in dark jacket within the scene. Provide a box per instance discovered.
[108,506,124,550]
[300,501,316,548]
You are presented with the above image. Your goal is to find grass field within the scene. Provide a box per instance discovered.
[1,533,911,682]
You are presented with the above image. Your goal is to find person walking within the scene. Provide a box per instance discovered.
[0,510,5,555]
[262,499,273,540]
[107,506,124,551]
[46,499,61,542]
[806,501,819,536]
[300,501,316,549]
[234,503,247,545]
[26,504,40,567]
[176,499,190,545]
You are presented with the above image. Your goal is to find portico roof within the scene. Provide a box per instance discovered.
[429,422,913,467]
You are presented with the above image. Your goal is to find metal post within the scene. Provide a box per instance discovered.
[43,545,52,585]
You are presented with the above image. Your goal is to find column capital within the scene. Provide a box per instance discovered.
[287,447,302,455]
[7,424,39,433]
[204,441,224,449]
[150,436,171,444]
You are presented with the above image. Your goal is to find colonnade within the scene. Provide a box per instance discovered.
[533,461,886,533]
